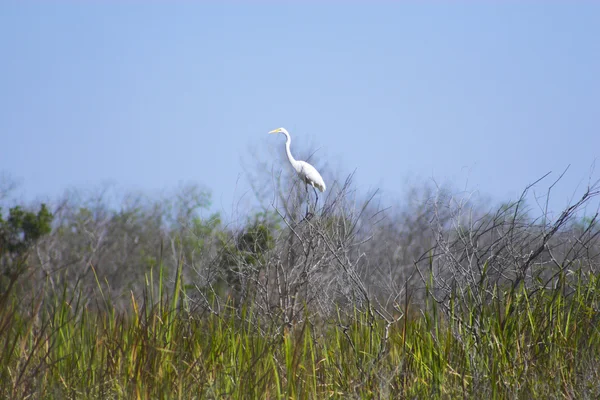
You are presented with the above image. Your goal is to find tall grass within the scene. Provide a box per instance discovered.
[2,266,600,399]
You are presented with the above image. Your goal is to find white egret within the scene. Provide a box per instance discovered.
[269,127,326,212]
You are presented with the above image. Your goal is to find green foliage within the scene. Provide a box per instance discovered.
[237,221,275,264]
[0,203,52,258]
[218,211,278,297]
[185,212,221,253]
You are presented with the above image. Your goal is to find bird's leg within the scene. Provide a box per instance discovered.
[305,184,310,217]
[312,187,319,214]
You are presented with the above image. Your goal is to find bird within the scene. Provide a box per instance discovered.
[269,127,326,213]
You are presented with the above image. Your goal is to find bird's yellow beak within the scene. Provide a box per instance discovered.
[269,128,281,134]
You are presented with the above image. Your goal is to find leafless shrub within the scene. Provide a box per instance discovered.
[417,171,600,326]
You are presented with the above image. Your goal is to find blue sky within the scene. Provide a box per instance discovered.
[1,2,599,218]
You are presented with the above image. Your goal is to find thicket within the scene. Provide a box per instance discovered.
[1,165,599,398]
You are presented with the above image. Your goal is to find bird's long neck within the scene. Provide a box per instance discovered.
[283,131,298,168]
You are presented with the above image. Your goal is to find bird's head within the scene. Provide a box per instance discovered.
[268,127,288,135]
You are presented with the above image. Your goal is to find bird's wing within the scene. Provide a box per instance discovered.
[298,161,326,192]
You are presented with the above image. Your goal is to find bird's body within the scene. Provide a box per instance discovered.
[295,160,326,192]
[269,127,326,193]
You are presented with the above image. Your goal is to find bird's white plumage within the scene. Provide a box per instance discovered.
[296,160,326,192]
[269,127,326,192]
